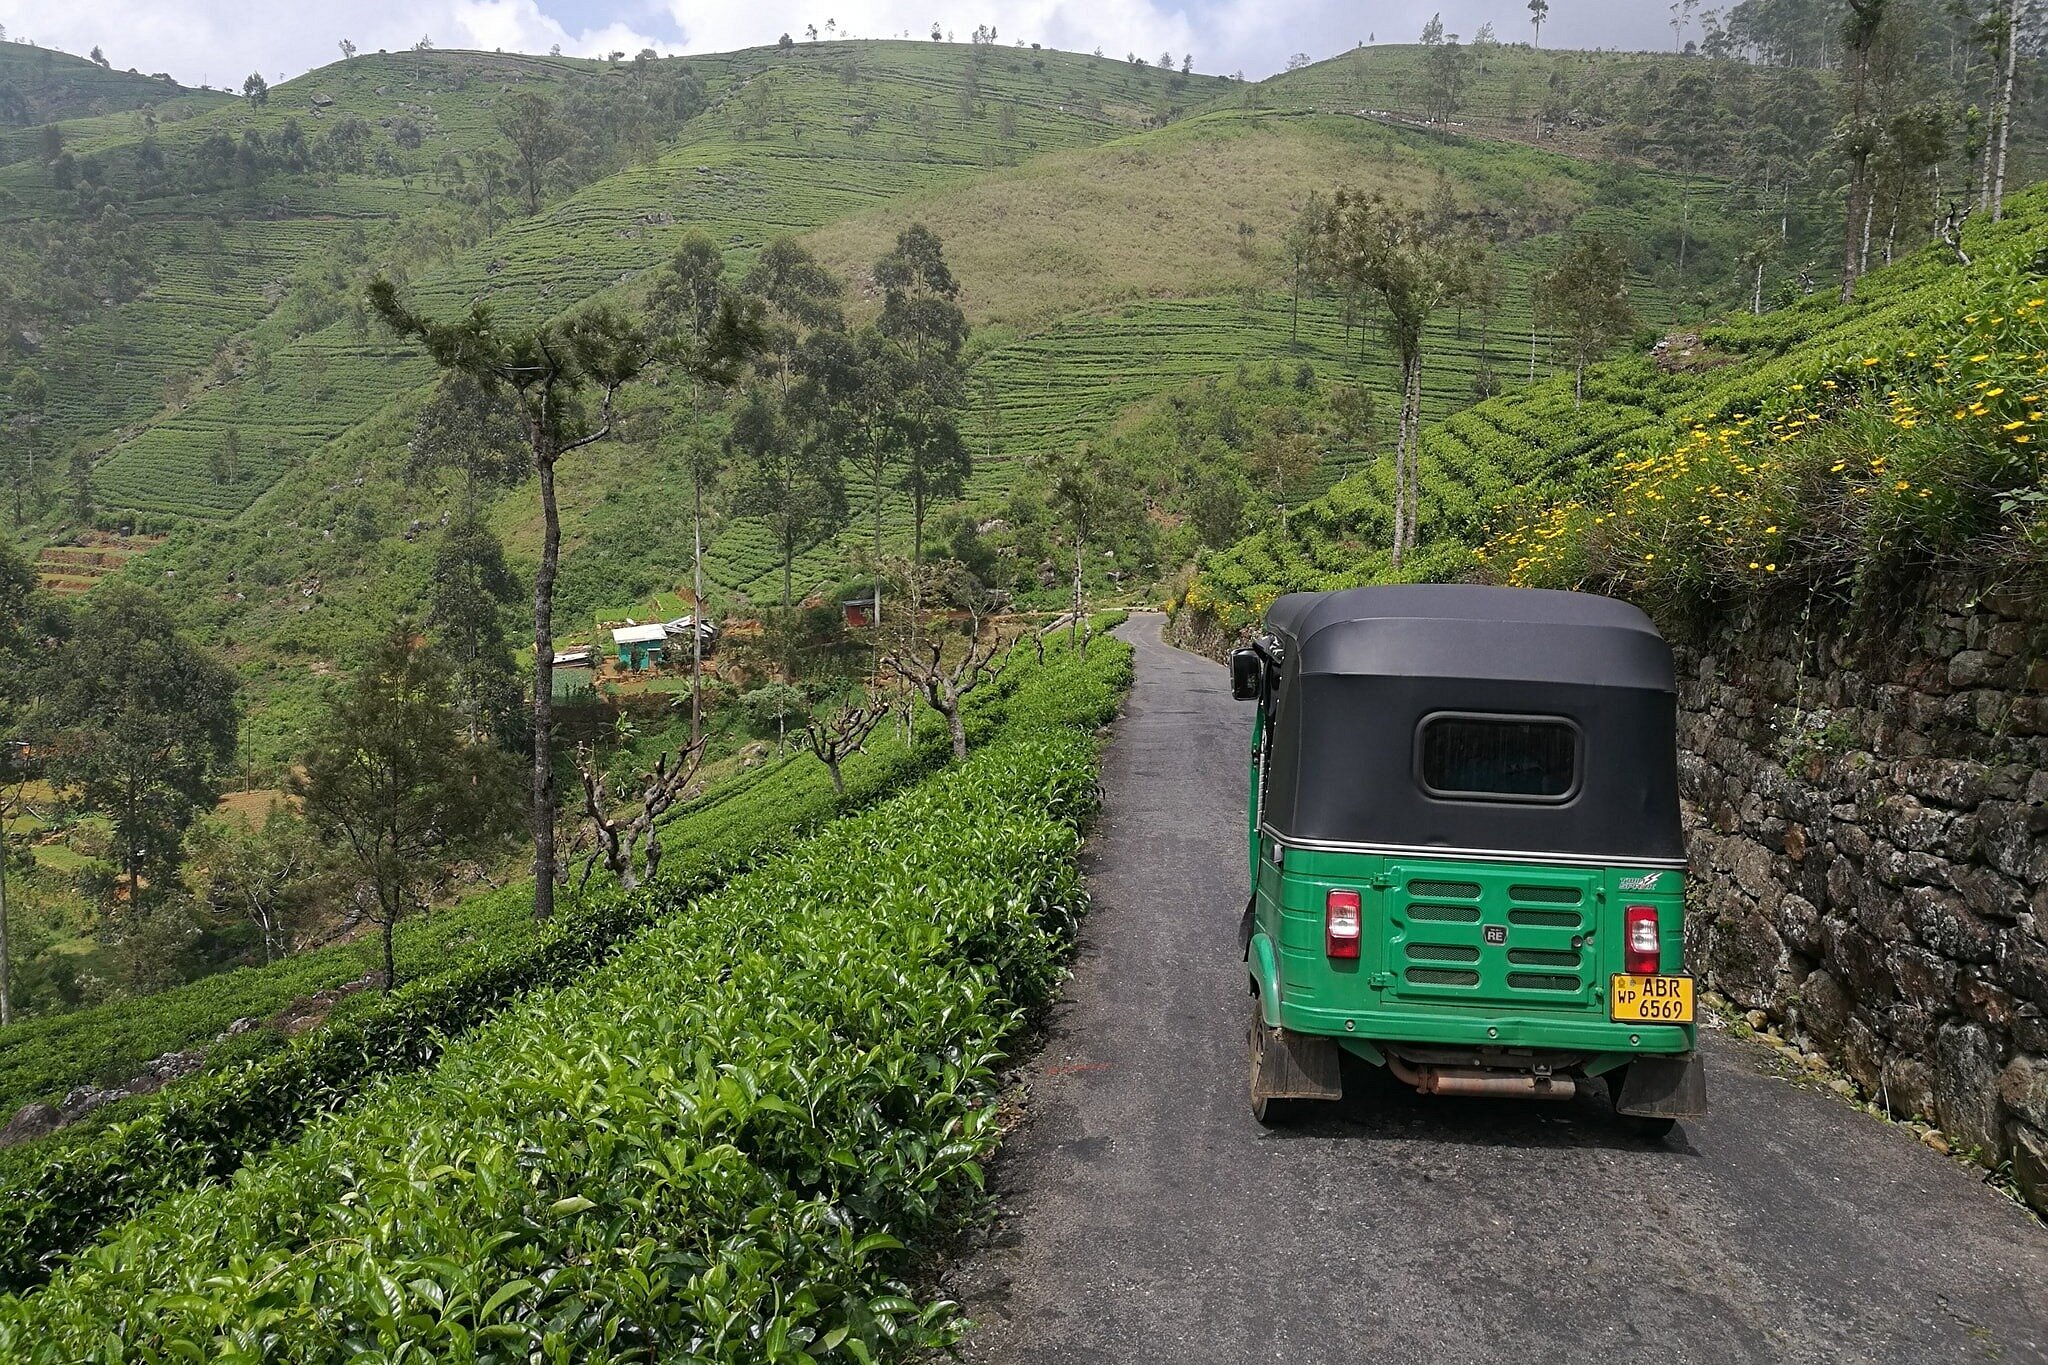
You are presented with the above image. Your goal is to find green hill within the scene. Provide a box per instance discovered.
[1177,183,2048,639]
[0,40,221,131]
[1,37,1781,768]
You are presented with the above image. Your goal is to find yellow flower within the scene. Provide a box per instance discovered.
[1765,525,1778,533]
[1765,564,1777,572]
[1862,357,1881,366]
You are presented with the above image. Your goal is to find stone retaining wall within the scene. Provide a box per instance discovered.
[1678,571,2048,1213]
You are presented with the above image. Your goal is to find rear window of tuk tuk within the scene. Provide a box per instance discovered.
[1415,712,1583,804]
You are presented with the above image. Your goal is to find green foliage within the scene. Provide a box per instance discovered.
[294,625,524,987]
[0,633,1124,1290]
[27,583,237,898]
[0,633,1131,1356]
[0,40,219,129]
[1185,180,2048,632]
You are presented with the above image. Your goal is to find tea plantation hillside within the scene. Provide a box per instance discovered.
[1176,183,2048,639]
[4,36,1765,767]
[0,40,222,131]
[703,110,1747,603]
[116,94,1756,758]
[57,42,1227,522]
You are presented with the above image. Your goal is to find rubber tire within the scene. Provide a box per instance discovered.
[1606,1070,1680,1141]
[1249,996,1291,1128]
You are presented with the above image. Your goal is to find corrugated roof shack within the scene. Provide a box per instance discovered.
[551,650,595,703]
[611,623,668,671]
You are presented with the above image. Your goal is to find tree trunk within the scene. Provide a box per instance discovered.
[827,759,846,796]
[1677,177,1692,274]
[782,539,792,610]
[1993,0,2022,222]
[1405,356,1423,553]
[872,450,885,629]
[1859,185,1874,274]
[0,835,12,1026]
[1070,535,1085,648]
[945,704,967,762]
[1840,155,1866,301]
[531,448,560,921]
[380,896,398,991]
[691,477,704,748]
[911,491,926,652]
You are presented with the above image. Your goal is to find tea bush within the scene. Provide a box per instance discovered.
[1180,183,2048,632]
[0,632,1123,1291]
[0,633,1130,1362]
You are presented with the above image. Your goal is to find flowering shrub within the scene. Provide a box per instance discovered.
[1483,286,2048,613]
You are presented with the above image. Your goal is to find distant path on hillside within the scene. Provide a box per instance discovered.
[948,612,2048,1365]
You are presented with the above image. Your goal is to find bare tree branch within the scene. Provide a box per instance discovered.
[574,738,707,892]
[884,633,1012,761]
[796,693,892,795]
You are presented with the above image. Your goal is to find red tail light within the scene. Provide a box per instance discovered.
[1325,889,1362,960]
[1624,904,1662,975]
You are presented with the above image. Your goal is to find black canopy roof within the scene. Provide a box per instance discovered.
[1262,585,1674,692]
[1253,586,1683,865]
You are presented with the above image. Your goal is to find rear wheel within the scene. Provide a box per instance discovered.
[1249,995,1290,1127]
[1606,1071,1679,1141]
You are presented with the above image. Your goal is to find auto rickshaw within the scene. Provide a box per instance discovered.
[1231,585,1706,1138]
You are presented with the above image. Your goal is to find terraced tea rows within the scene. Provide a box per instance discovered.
[1183,187,2048,628]
[70,44,1225,522]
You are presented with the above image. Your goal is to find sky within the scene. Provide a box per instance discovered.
[0,1,1681,92]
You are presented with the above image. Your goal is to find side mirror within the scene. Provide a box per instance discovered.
[1230,647,1264,701]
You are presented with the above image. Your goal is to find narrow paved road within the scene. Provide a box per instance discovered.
[950,613,2048,1365]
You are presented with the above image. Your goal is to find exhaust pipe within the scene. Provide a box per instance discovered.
[1385,1055,1576,1101]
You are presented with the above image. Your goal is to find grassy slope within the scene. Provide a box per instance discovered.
[0,41,220,134]
[72,42,1224,521]
[1182,186,2048,627]
[7,51,618,493]
[721,109,1733,605]
[15,40,1754,763]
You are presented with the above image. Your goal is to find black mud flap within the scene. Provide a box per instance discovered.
[1237,895,1256,956]
[1251,1012,1344,1103]
[1613,1052,1708,1119]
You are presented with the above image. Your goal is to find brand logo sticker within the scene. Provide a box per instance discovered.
[1619,872,1665,892]
[1484,925,1507,945]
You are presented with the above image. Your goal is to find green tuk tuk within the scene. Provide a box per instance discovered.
[1231,585,1706,1138]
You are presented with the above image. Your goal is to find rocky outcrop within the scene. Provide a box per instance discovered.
[1679,571,2047,1213]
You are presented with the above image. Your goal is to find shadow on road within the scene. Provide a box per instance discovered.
[1253,1053,1703,1156]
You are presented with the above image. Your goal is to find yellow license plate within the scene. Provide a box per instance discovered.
[1609,974,1694,1023]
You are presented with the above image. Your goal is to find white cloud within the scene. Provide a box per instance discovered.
[0,0,1671,90]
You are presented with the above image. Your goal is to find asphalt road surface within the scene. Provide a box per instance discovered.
[948,612,2048,1365]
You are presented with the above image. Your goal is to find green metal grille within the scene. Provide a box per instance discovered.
[1506,972,1581,992]
[1409,903,1482,923]
[1509,884,1582,904]
[1406,967,1480,987]
[1409,880,1481,899]
[1508,948,1581,968]
[1407,943,1481,964]
[1509,908,1581,928]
